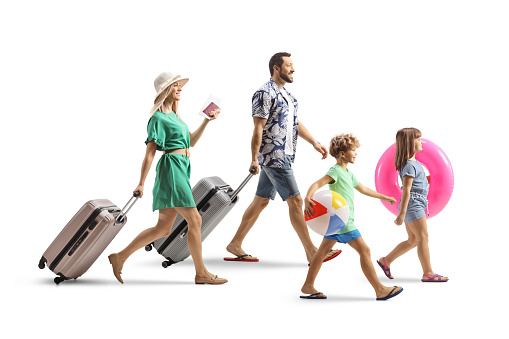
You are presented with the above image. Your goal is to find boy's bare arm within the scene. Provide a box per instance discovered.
[355,182,396,204]
[304,175,334,218]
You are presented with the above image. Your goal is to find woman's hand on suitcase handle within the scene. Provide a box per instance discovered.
[134,185,144,198]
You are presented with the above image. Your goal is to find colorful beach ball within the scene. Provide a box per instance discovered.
[304,190,349,236]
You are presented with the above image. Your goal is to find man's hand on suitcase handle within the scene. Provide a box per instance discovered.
[249,160,260,175]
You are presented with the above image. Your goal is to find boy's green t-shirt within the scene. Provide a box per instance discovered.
[326,165,359,234]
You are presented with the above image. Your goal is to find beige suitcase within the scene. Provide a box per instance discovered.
[39,194,138,284]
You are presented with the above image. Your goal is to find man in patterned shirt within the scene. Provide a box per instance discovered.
[225,52,340,263]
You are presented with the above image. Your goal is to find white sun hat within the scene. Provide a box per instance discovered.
[153,71,189,99]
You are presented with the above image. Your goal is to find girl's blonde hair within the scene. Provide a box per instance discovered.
[329,133,360,158]
[394,127,422,171]
[150,83,181,119]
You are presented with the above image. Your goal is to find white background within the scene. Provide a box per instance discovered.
[1,1,507,338]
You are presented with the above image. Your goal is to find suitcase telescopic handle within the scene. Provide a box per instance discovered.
[230,169,256,201]
[115,192,140,224]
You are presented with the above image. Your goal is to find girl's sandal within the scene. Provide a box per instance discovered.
[377,257,393,279]
[422,274,449,282]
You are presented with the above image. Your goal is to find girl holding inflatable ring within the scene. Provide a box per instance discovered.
[377,128,448,283]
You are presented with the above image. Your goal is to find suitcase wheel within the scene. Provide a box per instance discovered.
[162,261,172,268]
[54,273,67,285]
[145,243,153,252]
[38,256,47,269]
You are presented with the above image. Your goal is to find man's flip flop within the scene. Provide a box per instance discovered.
[223,254,259,262]
[377,257,393,279]
[376,286,403,301]
[308,249,342,266]
[300,292,327,299]
[422,274,448,282]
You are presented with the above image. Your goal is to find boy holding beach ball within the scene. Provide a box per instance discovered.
[300,134,404,301]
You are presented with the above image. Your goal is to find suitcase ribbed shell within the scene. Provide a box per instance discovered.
[153,176,236,264]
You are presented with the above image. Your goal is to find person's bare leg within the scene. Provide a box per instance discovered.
[286,195,317,261]
[348,237,402,299]
[226,195,270,260]
[108,208,178,283]
[378,223,417,278]
[406,217,448,281]
[175,207,225,281]
[301,238,336,298]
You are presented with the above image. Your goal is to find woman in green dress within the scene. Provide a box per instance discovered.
[108,71,227,285]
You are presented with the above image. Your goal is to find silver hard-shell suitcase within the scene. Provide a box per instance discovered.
[39,193,139,284]
[145,172,253,267]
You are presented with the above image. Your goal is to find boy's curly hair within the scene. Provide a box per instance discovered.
[329,133,361,159]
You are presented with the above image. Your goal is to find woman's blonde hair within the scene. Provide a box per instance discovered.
[329,133,360,158]
[394,127,422,171]
[150,83,181,119]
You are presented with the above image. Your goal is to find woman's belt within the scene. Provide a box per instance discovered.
[164,148,190,158]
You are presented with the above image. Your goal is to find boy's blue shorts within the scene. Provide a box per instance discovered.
[324,229,361,244]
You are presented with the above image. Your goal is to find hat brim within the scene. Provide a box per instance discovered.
[155,78,189,99]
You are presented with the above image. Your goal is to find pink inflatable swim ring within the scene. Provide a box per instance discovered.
[374,138,454,219]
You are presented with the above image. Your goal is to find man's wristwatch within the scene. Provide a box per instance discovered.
[312,141,320,147]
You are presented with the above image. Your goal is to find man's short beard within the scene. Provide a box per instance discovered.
[280,72,293,83]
